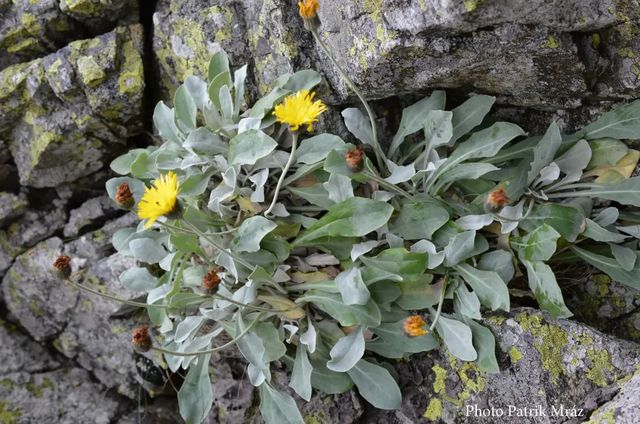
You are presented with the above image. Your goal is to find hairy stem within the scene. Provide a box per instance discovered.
[265,131,298,216]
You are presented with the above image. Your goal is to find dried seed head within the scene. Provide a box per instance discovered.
[345,147,365,172]
[132,325,152,352]
[115,182,134,209]
[484,187,510,213]
[202,269,221,294]
[52,255,72,279]
[403,315,429,337]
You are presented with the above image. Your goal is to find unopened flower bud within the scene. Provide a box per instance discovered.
[202,269,221,294]
[115,182,134,210]
[404,315,429,337]
[298,0,321,30]
[484,187,510,213]
[52,255,72,279]
[132,325,152,352]
[345,147,365,172]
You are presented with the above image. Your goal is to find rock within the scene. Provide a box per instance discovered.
[0,367,125,424]
[0,192,27,227]
[363,308,640,423]
[565,273,640,343]
[2,214,155,398]
[0,25,145,187]
[0,164,20,191]
[0,318,60,375]
[0,207,67,277]
[0,0,78,70]
[152,0,250,97]
[588,369,640,423]
[63,194,122,238]
[0,0,140,71]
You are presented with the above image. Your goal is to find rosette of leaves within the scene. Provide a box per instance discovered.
[106,50,640,424]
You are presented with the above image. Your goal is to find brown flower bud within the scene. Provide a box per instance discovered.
[484,187,510,213]
[132,325,152,352]
[345,147,365,173]
[403,315,429,337]
[52,255,72,279]
[115,182,135,209]
[202,269,222,294]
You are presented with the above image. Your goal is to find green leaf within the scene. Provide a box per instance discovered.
[450,95,496,143]
[478,250,514,284]
[423,110,453,147]
[175,316,205,343]
[183,127,226,157]
[208,51,230,81]
[342,108,374,146]
[327,326,365,372]
[454,263,510,312]
[130,238,168,263]
[389,90,446,156]
[444,231,480,266]
[527,122,562,184]
[336,268,370,305]
[234,216,278,253]
[390,196,449,240]
[234,65,248,118]
[228,130,278,165]
[347,359,402,410]
[179,172,213,197]
[520,204,586,243]
[309,356,354,394]
[119,267,158,291]
[293,197,393,246]
[454,284,482,319]
[366,320,438,358]
[556,177,640,207]
[582,99,640,140]
[360,248,428,277]
[178,354,213,424]
[153,102,181,144]
[259,384,304,424]
[588,138,629,169]
[521,260,573,319]
[511,224,561,261]
[571,246,640,290]
[396,277,441,310]
[434,163,499,191]
[287,184,333,209]
[282,69,322,92]
[434,122,525,179]
[296,291,381,327]
[106,177,145,203]
[611,244,637,271]
[253,322,286,362]
[174,85,197,130]
[583,219,628,243]
[295,134,346,164]
[465,319,500,373]
[290,344,313,401]
[434,315,477,361]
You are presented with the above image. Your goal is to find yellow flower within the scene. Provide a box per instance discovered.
[274,90,327,132]
[298,0,320,20]
[404,315,429,337]
[137,171,179,228]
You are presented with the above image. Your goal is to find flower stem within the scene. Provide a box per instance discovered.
[310,28,388,174]
[65,278,168,309]
[429,278,447,331]
[265,131,298,216]
[152,312,264,357]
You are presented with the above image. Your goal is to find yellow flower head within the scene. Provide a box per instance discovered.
[137,171,179,228]
[404,315,429,337]
[274,90,328,132]
[298,0,320,19]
